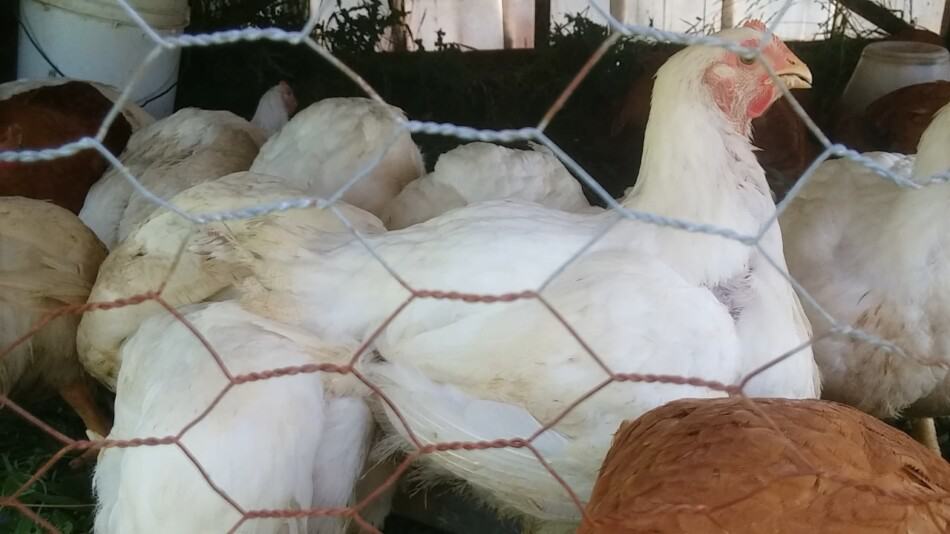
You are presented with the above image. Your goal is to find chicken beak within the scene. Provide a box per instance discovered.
[776,55,813,90]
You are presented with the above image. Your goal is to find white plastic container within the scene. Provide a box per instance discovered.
[839,40,950,118]
[16,0,190,118]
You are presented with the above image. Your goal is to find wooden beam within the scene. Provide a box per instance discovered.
[721,0,735,30]
[502,0,515,49]
[535,0,551,49]
[610,0,627,22]
[389,0,408,52]
[941,0,950,38]
[0,0,17,81]
[835,0,914,35]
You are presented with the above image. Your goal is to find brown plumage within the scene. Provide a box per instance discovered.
[580,397,950,534]
[751,89,823,198]
[836,80,950,154]
[833,30,948,154]
[0,81,132,213]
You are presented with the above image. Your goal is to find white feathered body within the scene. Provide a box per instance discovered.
[92,301,372,534]
[249,97,425,218]
[82,26,819,529]
[782,104,950,418]
[250,81,297,137]
[381,142,591,229]
[79,108,267,249]
[76,171,383,388]
[0,197,106,395]
[220,33,819,523]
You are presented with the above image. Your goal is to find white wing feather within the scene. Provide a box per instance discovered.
[382,142,592,229]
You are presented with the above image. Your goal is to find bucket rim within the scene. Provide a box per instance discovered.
[25,0,190,31]
[861,40,950,65]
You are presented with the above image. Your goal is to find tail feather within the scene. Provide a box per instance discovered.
[309,397,377,534]
[365,362,590,522]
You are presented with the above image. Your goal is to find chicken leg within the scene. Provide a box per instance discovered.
[57,377,111,466]
[910,417,942,456]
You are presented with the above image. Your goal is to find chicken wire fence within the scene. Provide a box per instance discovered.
[2,0,950,532]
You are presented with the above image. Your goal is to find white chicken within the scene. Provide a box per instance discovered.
[208,22,819,530]
[79,82,296,250]
[781,102,950,453]
[249,97,426,219]
[76,96,421,383]
[250,80,299,137]
[381,141,592,229]
[76,171,383,388]
[0,197,110,438]
[92,300,372,534]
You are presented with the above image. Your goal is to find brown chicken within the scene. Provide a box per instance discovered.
[836,80,950,154]
[0,81,132,213]
[580,397,950,534]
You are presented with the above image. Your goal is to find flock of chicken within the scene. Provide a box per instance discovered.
[3,20,950,534]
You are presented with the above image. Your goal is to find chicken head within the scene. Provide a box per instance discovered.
[277,80,298,116]
[701,20,812,128]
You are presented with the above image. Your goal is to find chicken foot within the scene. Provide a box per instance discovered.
[909,417,942,456]
[57,377,112,466]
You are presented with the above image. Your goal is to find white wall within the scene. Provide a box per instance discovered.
[313,0,948,50]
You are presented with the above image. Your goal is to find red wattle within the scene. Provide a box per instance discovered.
[747,85,774,119]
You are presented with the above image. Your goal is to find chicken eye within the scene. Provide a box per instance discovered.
[740,54,756,65]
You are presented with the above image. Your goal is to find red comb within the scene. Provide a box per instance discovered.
[742,19,767,31]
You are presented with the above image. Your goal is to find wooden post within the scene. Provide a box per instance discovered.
[502,0,515,49]
[721,0,735,30]
[389,0,408,52]
[535,0,551,49]
[610,0,627,23]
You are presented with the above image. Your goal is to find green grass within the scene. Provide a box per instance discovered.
[0,397,447,534]
[2,395,948,534]
[0,398,96,534]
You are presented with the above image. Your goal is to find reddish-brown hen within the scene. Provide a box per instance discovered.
[836,80,950,154]
[0,81,132,213]
[581,397,950,534]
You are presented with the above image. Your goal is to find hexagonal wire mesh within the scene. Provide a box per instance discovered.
[3,0,950,532]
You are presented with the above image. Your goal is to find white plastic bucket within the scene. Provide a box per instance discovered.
[839,41,950,118]
[16,0,190,118]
